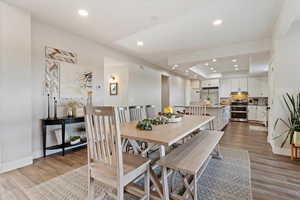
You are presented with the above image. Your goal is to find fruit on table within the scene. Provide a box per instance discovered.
[164,106,173,113]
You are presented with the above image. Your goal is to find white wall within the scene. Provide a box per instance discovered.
[31,20,106,157]
[0,2,188,172]
[269,21,300,155]
[31,21,188,158]
[170,76,186,106]
[0,2,32,172]
[128,65,162,109]
[104,64,129,106]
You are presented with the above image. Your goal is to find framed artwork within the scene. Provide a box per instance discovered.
[44,59,60,98]
[45,46,77,64]
[109,83,118,95]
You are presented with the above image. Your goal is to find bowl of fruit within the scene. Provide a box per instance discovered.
[159,112,183,123]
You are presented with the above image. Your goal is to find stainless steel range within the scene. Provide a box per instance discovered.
[230,92,248,122]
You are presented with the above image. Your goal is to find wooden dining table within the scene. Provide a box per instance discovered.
[120,115,215,200]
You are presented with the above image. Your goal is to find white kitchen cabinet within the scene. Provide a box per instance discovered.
[248,105,257,121]
[219,79,231,97]
[201,79,219,88]
[257,106,267,123]
[230,78,240,92]
[239,78,248,91]
[248,77,268,97]
[228,78,248,92]
[248,105,267,125]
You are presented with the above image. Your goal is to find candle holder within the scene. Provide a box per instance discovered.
[47,94,50,119]
[54,97,58,119]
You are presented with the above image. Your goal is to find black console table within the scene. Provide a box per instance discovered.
[41,117,85,157]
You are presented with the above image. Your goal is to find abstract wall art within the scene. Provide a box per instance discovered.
[44,59,60,97]
[45,46,77,64]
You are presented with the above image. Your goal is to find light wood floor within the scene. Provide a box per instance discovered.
[1,122,300,200]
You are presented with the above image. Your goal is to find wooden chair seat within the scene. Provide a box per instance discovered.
[91,153,151,187]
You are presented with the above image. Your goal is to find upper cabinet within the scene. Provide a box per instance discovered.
[219,79,231,97]
[201,79,219,88]
[220,78,248,97]
[218,76,269,98]
[248,77,268,97]
[231,78,248,92]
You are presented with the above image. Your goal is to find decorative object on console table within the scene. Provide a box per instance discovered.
[54,97,58,119]
[47,93,50,119]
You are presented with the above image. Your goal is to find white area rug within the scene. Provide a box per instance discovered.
[16,147,252,200]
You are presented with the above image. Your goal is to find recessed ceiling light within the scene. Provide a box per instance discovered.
[235,68,239,71]
[185,70,189,73]
[205,63,209,66]
[172,67,176,70]
[78,9,88,17]
[213,19,223,26]
[174,64,179,67]
[213,70,217,73]
[137,41,144,46]
[212,58,217,62]
[210,67,214,70]
[232,59,237,62]
[234,64,239,67]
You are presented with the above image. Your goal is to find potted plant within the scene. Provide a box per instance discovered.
[274,93,300,148]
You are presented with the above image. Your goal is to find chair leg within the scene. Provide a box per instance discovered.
[117,184,124,200]
[88,172,95,200]
[193,174,198,200]
[144,166,150,200]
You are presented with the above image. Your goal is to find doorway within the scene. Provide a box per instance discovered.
[161,75,170,112]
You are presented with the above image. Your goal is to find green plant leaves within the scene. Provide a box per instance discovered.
[274,93,300,147]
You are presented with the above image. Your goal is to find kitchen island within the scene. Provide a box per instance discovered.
[175,105,230,131]
[206,105,230,130]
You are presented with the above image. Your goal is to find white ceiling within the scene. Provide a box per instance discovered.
[5,0,284,78]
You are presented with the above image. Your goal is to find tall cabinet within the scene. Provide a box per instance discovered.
[248,77,268,97]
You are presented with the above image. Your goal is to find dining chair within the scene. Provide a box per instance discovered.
[85,106,150,200]
[188,105,207,116]
[129,105,144,121]
[117,106,129,124]
[145,105,156,119]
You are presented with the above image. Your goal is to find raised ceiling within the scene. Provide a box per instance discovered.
[5,0,284,78]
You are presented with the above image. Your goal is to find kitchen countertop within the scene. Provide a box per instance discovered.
[248,104,268,106]
[206,105,228,109]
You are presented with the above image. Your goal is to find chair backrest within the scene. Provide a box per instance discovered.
[117,106,129,124]
[129,105,144,121]
[85,106,123,176]
[145,105,156,119]
[187,105,207,116]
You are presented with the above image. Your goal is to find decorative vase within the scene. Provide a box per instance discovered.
[293,131,300,147]
[54,97,57,119]
[47,94,50,119]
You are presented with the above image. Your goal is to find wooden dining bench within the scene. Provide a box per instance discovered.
[157,130,224,200]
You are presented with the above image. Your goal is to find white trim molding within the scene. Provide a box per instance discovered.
[0,156,33,174]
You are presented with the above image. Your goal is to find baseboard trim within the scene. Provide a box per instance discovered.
[33,143,87,159]
[0,156,33,174]
[272,145,290,156]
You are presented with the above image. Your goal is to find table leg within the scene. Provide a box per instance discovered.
[160,145,169,200]
[42,121,47,158]
[62,122,65,156]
